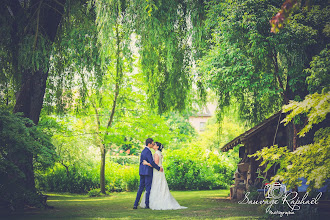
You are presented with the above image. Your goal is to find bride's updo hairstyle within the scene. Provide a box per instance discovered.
[155,142,164,152]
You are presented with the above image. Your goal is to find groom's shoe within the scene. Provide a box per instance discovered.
[145,206,150,209]
[133,206,137,209]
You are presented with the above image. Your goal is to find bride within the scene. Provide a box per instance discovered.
[140,142,187,210]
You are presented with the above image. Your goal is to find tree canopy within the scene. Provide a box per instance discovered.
[198,0,329,125]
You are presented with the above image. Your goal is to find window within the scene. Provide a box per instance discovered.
[200,122,206,132]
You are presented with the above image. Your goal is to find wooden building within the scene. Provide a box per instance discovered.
[221,111,290,200]
[221,110,330,200]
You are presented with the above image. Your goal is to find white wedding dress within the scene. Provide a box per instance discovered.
[140,150,187,210]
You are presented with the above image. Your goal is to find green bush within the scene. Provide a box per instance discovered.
[163,146,236,190]
[110,156,139,165]
[0,109,56,211]
[36,161,139,193]
[37,145,236,193]
[105,162,139,192]
[36,163,99,193]
[87,188,102,197]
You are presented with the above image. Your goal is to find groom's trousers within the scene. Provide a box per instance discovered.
[134,175,152,207]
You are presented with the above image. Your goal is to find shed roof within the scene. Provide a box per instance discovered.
[221,111,283,152]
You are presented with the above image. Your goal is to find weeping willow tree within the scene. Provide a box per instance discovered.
[45,0,108,193]
[42,0,209,194]
[128,0,209,113]
[45,0,102,115]
[0,0,66,208]
[91,0,210,192]
[1,0,210,204]
[92,0,209,193]
[44,0,133,194]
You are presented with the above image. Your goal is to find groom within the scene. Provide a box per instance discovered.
[133,138,163,209]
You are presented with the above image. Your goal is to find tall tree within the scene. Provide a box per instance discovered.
[1,0,211,203]
[43,0,131,194]
[92,0,211,192]
[92,0,134,194]
[1,0,66,204]
[198,0,329,149]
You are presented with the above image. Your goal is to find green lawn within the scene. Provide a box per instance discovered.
[4,190,263,219]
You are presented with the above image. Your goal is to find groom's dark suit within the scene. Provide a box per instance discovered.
[134,147,160,208]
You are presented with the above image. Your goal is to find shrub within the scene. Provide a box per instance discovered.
[105,162,139,192]
[109,156,139,165]
[87,188,101,197]
[37,145,236,193]
[36,163,99,193]
[0,109,56,211]
[163,146,236,190]
[36,161,140,193]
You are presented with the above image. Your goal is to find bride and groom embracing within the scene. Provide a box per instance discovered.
[133,138,187,210]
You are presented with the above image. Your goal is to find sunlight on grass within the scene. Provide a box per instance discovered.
[4,190,263,219]
[50,198,111,202]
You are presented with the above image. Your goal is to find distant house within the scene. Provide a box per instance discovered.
[189,103,217,133]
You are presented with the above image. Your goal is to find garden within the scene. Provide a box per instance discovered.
[1,0,329,219]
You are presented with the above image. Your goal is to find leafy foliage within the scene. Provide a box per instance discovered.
[251,91,330,190]
[270,0,302,33]
[163,111,197,147]
[306,46,330,94]
[191,116,246,151]
[37,160,139,193]
[0,109,56,210]
[45,1,101,114]
[164,146,237,190]
[282,92,330,136]
[198,0,329,125]
[250,0,329,193]
[38,114,97,171]
[130,0,208,113]
[37,163,99,193]
[37,142,240,193]
[87,188,102,197]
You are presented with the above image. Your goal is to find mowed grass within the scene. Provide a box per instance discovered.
[4,190,263,219]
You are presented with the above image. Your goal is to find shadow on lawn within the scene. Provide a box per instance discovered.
[1,191,265,219]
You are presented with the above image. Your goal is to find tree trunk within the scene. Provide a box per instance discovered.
[7,0,66,207]
[14,70,48,125]
[92,103,107,194]
[292,123,298,151]
[99,22,122,194]
[286,122,294,151]
[12,70,48,193]
[272,51,298,150]
[100,143,106,194]
[60,162,70,178]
